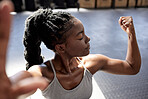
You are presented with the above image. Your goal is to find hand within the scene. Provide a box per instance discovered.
[0,1,47,99]
[119,16,135,35]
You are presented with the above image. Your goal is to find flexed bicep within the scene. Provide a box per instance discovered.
[101,57,137,75]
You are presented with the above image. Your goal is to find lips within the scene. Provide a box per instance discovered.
[86,44,90,50]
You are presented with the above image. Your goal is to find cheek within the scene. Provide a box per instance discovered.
[68,43,81,52]
[66,41,85,53]
[72,41,86,50]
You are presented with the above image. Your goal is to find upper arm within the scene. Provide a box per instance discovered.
[9,66,48,97]
[10,70,32,84]
[10,65,42,84]
[82,54,106,74]
[101,57,137,75]
[83,54,137,75]
[100,55,139,75]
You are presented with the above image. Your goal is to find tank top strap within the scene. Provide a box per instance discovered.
[76,57,87,70]
[49,60,56,76]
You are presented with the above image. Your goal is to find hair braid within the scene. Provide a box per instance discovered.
[23,8,74,70]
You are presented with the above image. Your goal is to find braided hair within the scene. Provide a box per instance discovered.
[23,9,74,70]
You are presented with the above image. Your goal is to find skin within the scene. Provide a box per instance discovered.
[0,1,48,99]
[13,15,141,91]
[0,0,141,98]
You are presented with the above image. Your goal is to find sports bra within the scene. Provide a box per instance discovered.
[41,58,93,99]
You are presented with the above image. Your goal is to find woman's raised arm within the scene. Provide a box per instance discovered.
[84,16,141,75]
[0,1,47,99]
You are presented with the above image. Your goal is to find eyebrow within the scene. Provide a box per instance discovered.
[76,30,83,36]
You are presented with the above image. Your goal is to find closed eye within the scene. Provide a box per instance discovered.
[76,31,84,40]
[79,37,83,40]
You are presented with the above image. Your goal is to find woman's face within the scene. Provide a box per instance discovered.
[64,18,90,57]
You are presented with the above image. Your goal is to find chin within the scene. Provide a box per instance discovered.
[76,49,90,57]
[82,51,90,57]
[86,51,90,56]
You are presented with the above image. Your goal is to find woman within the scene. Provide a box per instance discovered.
[12,8,141,99]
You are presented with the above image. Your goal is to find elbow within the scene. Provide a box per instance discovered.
[131,69,140,75]
[127,68,140,75]
[134,57,142,75]
[130,64,141,75]
[126,59,141,75]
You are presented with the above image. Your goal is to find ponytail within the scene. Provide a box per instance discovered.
[23,15,43,70]
[23,8,73,70]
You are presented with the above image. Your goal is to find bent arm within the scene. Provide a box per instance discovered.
[0,1,47,98]
[125,30,141,74]
[102,16,141,75]
[84,16,141,75]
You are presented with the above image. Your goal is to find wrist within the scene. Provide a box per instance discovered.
[128,32,136,41]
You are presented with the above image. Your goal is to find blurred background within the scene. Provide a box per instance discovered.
[11,0,148,12]
[6,0,148,99]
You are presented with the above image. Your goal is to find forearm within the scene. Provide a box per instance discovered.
[126,32,141,73]
[119,16,141,74]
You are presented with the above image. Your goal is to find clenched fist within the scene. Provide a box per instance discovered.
[119,16,135,35]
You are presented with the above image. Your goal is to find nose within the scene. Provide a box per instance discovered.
[85,35,90,43]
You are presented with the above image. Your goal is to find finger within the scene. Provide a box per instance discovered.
[121,25,127,31]
[12,77,48,97]
[118,17,123,26]
[0,0,13,72]
[119,16,128,25]
[122,18,129,25]
[122,20,127,24]
[0,1,13,39]
[123,17,133,27]
[119,17,127,29]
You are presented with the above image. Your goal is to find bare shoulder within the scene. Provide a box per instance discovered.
[80,54,109,74]
[82,54,108,60]
[28,65,43,77]
[28,62,54,84]
[81,54,109,65]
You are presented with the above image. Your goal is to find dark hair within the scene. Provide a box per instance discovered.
[23,8,74,70]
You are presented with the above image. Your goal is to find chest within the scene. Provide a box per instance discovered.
[42,67,93,99]
[43,67,84,90]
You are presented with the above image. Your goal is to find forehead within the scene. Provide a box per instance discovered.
[67,18,84,37]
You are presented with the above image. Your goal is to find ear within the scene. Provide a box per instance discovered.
[55,44,66,54]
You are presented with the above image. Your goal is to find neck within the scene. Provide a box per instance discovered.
[53,54,77,74]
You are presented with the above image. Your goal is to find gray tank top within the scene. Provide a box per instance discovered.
[41,58,93,99]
